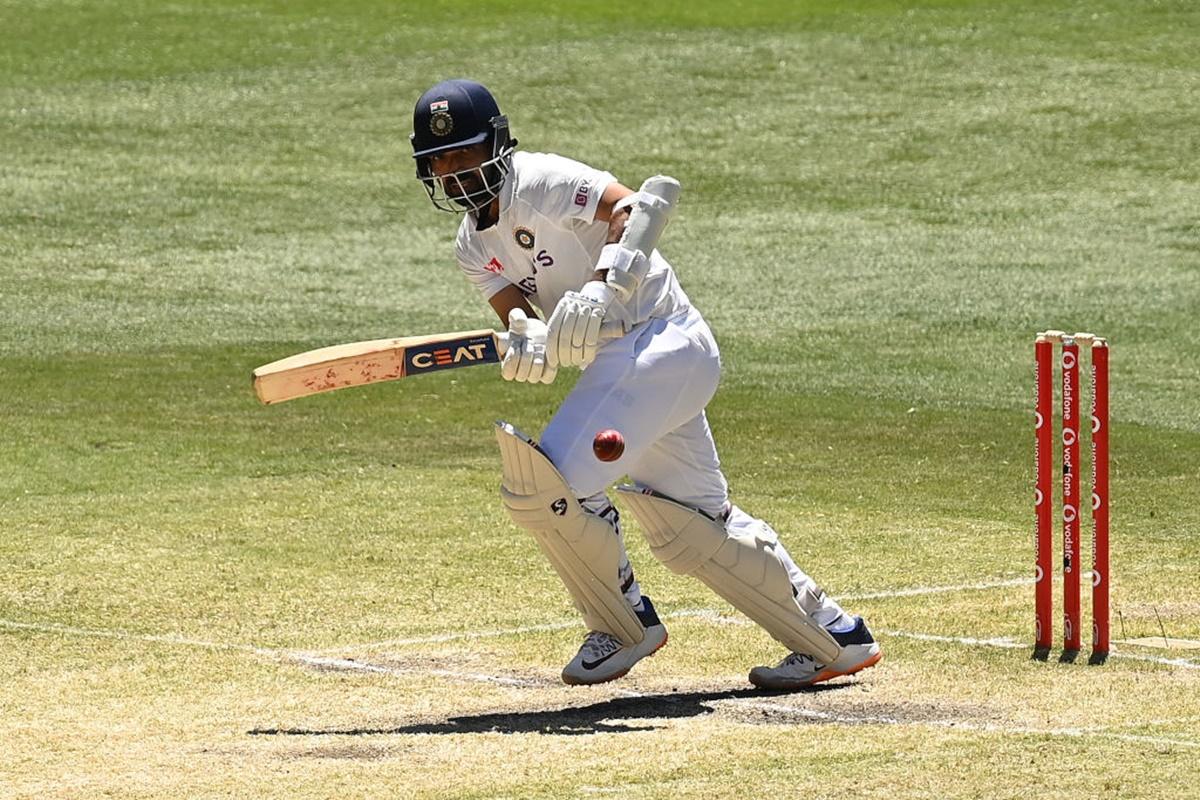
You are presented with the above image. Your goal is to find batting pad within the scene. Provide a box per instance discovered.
[496,422,645,646]
[618,487,842,663]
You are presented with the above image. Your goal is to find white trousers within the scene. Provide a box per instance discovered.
[540,307,728,516]
[538,307,852,634]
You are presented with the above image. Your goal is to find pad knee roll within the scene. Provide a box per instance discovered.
[496,422,645,646]
[617,486,841,663]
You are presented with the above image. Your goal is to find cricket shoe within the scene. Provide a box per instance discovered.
[748,616,882,691]
[561,597,668,685]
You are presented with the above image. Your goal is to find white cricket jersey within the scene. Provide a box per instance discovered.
[454,151,690,329]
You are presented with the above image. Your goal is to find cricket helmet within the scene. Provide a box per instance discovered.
[411,79,517,213]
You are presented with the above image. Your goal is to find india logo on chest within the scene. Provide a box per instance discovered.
[509,225,554,297]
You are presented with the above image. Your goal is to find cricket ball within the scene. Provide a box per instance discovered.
[592,429,625,462]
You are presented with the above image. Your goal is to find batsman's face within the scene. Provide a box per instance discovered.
[429,143,491,197]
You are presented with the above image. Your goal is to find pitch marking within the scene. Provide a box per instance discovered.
[319,576,1037,653]
[880,629,1200,670]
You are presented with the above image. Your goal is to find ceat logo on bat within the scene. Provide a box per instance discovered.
[406,335,499,374]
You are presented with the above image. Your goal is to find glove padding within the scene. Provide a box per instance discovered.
[546,280,615,369]
[501,308,557,384]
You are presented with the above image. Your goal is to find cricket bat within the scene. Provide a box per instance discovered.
[252,329,507,405]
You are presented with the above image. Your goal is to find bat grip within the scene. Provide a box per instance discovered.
[494,320,624,358]
[597,320,626,340]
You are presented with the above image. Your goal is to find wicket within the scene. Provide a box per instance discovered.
[1034,331,1110,665]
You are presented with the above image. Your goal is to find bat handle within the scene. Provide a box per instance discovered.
[597,320,626,341]
[494,320,625,359]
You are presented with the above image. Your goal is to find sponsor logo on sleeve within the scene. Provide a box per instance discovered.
[485,257,504,274]
[573,180,591,208]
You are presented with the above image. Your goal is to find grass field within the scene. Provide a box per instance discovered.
[3,0,1199,797]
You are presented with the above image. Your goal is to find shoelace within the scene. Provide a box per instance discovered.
[581,631,622,659]
[782,653,818,668]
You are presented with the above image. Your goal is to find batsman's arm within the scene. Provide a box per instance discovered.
[590,183,635,282]
[488,284,536,330]
[595,182,635,224]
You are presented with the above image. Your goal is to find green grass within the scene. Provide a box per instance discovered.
[3,1,1199,797]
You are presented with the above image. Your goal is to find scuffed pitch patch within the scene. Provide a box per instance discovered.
[286,743,395,761]
[718,696,1004,728]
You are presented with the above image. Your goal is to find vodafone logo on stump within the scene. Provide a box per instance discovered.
[1032,330,1111,662]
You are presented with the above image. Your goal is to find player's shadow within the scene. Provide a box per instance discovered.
[249,685,846,737]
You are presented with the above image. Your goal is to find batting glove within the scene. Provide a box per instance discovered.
[501,308,557,384]
[546,280,615,369]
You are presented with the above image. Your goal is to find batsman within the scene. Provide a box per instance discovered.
[409,79,881,689]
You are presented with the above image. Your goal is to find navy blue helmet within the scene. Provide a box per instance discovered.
[411,79,516,213]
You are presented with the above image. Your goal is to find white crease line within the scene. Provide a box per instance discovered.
[324,618,585,650]
[839,576,1034,601]
[317,609,742,653]
[880,629,1200,670]
[289,654,542,688]
[0,619,276,655]
[1102,652,1200,670]
[879,630,1025,649]
[0,619,541,689]
[320,576,1036,653]
[7,611,1196,673]
[309,608,749,653]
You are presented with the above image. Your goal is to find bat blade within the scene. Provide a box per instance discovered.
[252,329,503,404]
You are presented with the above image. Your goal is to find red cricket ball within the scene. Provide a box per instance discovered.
[592,429,625,462]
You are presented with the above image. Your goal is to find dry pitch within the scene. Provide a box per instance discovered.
[5,574,1198,798]
[2,1,1198,797]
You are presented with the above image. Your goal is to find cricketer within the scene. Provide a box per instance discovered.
[409,78,882,689]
